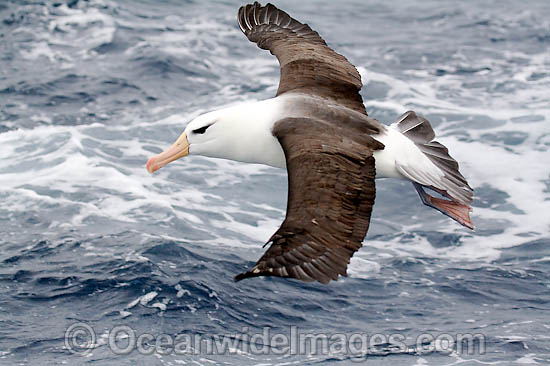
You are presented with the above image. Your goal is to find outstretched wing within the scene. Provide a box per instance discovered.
[235,118,384,284]
[238,2,367,114]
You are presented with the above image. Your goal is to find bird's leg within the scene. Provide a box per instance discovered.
[413,183,474,230]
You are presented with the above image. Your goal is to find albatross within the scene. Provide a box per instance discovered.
[146,2,474,284]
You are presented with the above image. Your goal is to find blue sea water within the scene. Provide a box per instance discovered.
[1,0,549,364]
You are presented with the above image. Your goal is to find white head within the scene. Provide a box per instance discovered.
[146,100,286,173]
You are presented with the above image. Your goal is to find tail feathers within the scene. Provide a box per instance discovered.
[394,111,474,205]
[421,141,471,189]
[394,111,435,143]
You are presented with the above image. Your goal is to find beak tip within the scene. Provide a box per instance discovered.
[146,157,156,174]
[146,132,189,174]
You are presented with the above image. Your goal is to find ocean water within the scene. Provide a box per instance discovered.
[1,0,549,365]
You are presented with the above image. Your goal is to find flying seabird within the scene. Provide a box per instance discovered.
[146,2,474,284]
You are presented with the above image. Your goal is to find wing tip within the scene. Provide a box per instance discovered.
[234,264,263,282]
[238,2,301,35]
[234,264,338,285]
[234,272,250,282]
[238,2,263,34]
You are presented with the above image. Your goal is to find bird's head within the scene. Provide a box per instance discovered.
[146,103,268,173]
[146,100,286,173]
[146,110,228,173]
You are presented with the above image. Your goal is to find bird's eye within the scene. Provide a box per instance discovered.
[192,125,211,134]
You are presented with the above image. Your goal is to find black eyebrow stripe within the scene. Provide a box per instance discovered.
[192,123,213,134]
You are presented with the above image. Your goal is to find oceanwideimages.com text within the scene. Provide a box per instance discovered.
[65,322,486,359]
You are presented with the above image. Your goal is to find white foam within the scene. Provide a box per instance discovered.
[139,291,158,306]
[348,257,381,279]
[151,302,167,312]
[48,4,116,49]
[15,0,116,67]
[119,310,132,318]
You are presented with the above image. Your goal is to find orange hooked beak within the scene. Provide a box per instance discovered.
[146,132,189,173]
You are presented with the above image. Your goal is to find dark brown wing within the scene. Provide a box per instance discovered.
[235,118,384,284]
[238,2,367,114]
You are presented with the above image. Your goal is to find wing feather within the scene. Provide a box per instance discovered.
[238,2,366,114]
[235,118,384,284]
